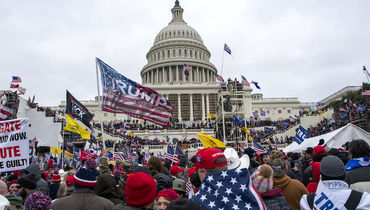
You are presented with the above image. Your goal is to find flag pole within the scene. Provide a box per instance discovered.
[221,45,225,77]
[95,58,106,150]
[363,66,370,83]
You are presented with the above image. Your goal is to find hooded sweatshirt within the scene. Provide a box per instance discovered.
[273,175,308,210]
[24,164,48,195]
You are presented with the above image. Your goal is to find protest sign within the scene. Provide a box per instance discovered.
[0,118,29,172]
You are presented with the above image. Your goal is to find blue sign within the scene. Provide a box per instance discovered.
[294,126,309,144]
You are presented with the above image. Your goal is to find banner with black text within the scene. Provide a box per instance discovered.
[0,118,29,172]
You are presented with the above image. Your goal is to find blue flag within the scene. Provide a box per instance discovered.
[192,168,265,209]
[224,43,232,55]
[251,81,261,89]
[294,126,309,144]
[233,115,245,126]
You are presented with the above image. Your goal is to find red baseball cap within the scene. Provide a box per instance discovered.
[313,146,326,156]
[195,148,227,169]
[169,165,184,176]
[187,166,197,177]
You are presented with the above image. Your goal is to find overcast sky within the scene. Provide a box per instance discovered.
[1,0,369,106]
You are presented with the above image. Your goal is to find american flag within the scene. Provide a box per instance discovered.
[252,140,267,155]
[113,152,125,162]
[216,74,225,83]
[192,168,266,210]
[237,141,245,151]
[241,75,250,87]
[165,146,179,163]
[10,83,19,89]
[0,105,13,121]
[184,64,192,71]
[260,110,266,116]
[186,180,192,195]
[224,43,232,55]
[97,58,174,127]
[12,76,22,83]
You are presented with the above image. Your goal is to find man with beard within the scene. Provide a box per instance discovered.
[17,173,38,203]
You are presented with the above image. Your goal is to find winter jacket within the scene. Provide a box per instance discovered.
[300,180,370,210]
[52,188,114,210]
[261,188,291,210]
[48,183,60,200]
[273,175,308,210]
[5,194,23,210]
[24,164,48,195]
[153,174,172,193]
[302,165,313,186]
[345,165,370,193]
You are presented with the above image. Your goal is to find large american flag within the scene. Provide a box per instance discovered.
[165,146,178,163]
[192,168,266,210]
[97,58,174,127]
[216,74,225,83]
[252,140,267,155]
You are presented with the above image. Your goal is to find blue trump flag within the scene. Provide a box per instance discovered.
[233,115,245,126]
[192,168,266,209]
[294,126,309,144]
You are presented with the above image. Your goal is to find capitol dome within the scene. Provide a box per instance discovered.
[140,0,219,122]
[141,0,218,86]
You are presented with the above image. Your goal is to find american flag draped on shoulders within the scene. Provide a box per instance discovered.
[96,58,174,127]
[192,168,266,210]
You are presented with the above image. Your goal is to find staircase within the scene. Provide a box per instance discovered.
[272,108,334,140]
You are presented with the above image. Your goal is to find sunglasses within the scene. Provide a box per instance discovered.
[15,185,22,189]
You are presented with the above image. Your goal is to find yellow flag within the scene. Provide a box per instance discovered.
[64,151,73,159]
[241,127,250,135]
[248,135,253,141]
[318,110,323,115]
[197,133,226,148]
[128,131,133,137]
[64,114,91,139]
[207,113,216,119]
[50,146,62,155]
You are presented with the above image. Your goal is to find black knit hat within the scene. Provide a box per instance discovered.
[18,173,37,190]
[166,198,202,210]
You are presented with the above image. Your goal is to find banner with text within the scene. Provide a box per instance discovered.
[294,126,309,145]
[0,118,29,172]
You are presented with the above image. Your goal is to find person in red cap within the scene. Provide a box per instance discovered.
[48,172,61,200]
[169,165,184,179]
[194,148,228,183]
[156,188,179,210]
[113,172,157,210]
[303,145,327,186]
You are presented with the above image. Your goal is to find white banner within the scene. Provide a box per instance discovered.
[0,118,29,172]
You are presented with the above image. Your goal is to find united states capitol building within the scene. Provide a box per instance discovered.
[59,1,342,142]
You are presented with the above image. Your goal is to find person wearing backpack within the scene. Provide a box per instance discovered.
[300,155,370,210]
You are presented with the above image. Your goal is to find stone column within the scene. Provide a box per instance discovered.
[177,94,182,121]
[190,94,194,121]
[162,68,165,83]
[169,66,172,83]
[201,94,205,121]
[202,68,205,83]
[206,94,210,114]
[176,65,179,82]
[151,70,154,84]
[189,67,193,82]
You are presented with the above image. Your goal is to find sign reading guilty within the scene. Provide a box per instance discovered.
[0,118,29,172]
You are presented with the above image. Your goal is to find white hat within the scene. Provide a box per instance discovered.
[224,148,250,170]
[0,195,10,210]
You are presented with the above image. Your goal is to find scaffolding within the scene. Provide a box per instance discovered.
[215,82,250,150]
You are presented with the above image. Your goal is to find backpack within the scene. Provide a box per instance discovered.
[307,190,363,210]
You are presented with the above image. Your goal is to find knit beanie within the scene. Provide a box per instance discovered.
[113,169,122,188]
[17,174,37,190]
[125,172,156,207]
[251,164,273,194]
[24,192,51,210]
[156,188,179,201]
[51,172,61,184]
[73,158,98,189]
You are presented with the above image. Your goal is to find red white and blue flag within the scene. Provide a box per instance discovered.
[241,75,250,87]
[113,152,125,162]
[0,105,13,121]
[192,168,266,210]
[184,64,192,71]
[216,74,225,83]
[165,145,179,163]
[12,76,22,83]
[97,58,174,127]
[252,140,267,155]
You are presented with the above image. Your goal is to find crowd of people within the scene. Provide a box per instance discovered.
[1,138,369,209]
